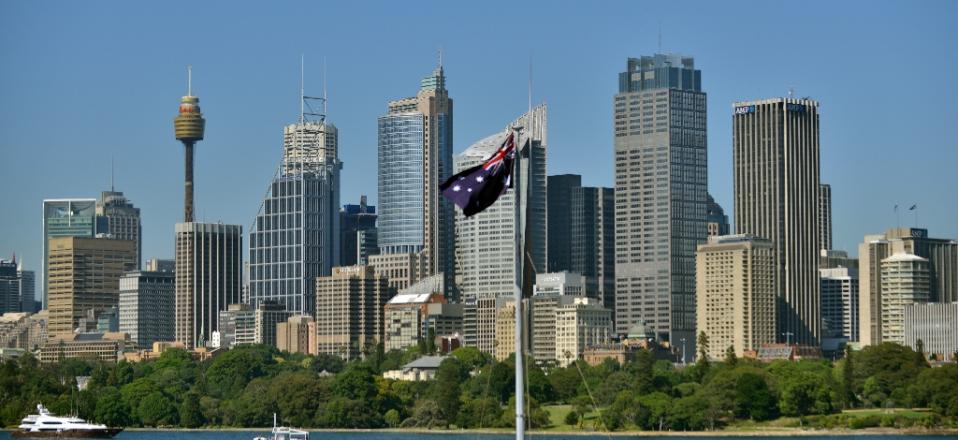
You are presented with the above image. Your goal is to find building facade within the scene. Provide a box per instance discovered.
[879,253,930,345]
[456,106,547,354]
[733,97,821,345]
[820,267,860,343]
[695,235,776,360]
[819,183,832,251]
[340,196,378,267]
[858,227,957,345]
[277,315,317,355]
[613,54,707,352]
[368,252,426,293]
[42,199,97,309]
[47,237,137,336]
[18,263,36,313]
[96,190,142,267]
[377,64,455,298]
[314,265,394,359]
[554,297,613,367]
[904,302,958,361]
[249,120,340,315]
[174,222,243,349]
[119,270,175,348]
[706,194,730,237]
[0,260,19,315]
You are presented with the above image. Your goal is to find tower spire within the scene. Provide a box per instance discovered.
[300,54,305,126]
[188,65,192,96]
[111,155,115,192]
[323,56,328,117]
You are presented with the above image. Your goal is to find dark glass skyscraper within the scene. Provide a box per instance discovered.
[340,196,378,266]
[547,174,615,311]
[613,54,707,353]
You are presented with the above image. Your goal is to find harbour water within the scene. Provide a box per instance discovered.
[1,433,952,440]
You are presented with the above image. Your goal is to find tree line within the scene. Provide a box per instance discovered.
[0,341,956,430]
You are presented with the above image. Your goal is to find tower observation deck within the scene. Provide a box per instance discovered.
[173,67,206,223]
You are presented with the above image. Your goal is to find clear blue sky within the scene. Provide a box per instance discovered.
[2,1,957,281]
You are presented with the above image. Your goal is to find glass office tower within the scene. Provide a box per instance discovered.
[249,121,340,315]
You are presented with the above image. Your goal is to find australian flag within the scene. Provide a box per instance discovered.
[440,133,516,217]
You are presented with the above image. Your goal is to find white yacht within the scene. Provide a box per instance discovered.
[14,404,123,438]
[253,414,309,440]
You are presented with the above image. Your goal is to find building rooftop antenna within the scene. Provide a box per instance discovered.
[188,65,192,96]
[300,54,305,126]
[323,56,328,117]
[658,22,662,52]
[110,155,115,192]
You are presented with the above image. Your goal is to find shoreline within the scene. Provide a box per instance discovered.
[99,427,958,436]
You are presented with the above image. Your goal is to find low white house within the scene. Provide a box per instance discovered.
[382,355,447,381]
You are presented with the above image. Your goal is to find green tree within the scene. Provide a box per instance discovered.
[456,396,502,428]
[93,387,130,427]
[563,409,579,426]
[205,345,276,397]
[431,357,466,425]
[637,392,672,431]
[384,409,401,428]
[735,372,778,421]
[725,346,738,367]
[138,392,178,427]
[178,392,204,428]
[842,344,856,408]
[697,331,710,364]
[332,364,378,400]
[317,396,383,428]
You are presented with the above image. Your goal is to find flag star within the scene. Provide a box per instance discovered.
[476,176,484,183]
[453,185,461,192]
[467,188,472,192]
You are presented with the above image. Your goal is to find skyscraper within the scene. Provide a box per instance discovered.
[546,175,615,309]
[880,253,930,345]
[858,227,957,345]
[340,196,378,266]
[695,235,776,361]
[733,97,821,345]
[46,237,137,336]
[174,223,243,349]
[0,259,19,314]
[42,199,96,309]
[314,265,393,359]
[119,270,175,348]
[546,174,580,272]
[819,183,832,251]
[17,261,36,313]
[706,194,730,237]
[377,63,454,298]
[96,190,142,267]
[249,114,340,314]
[613,54,707,350]
[456,106,547,353]
[820,267,859,343]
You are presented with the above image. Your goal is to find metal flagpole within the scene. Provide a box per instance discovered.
[511,124,525,440]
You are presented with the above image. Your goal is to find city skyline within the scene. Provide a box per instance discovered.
[2,1,958,288]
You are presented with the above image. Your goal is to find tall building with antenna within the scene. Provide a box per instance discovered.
[248,60,340,315]
[377,60,455,299]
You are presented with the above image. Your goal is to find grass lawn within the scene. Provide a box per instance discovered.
[542,404,603,432]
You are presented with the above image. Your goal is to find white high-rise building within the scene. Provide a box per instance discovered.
[455,105,547,354]
[119,270,175,348]
[880,253,930,345]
